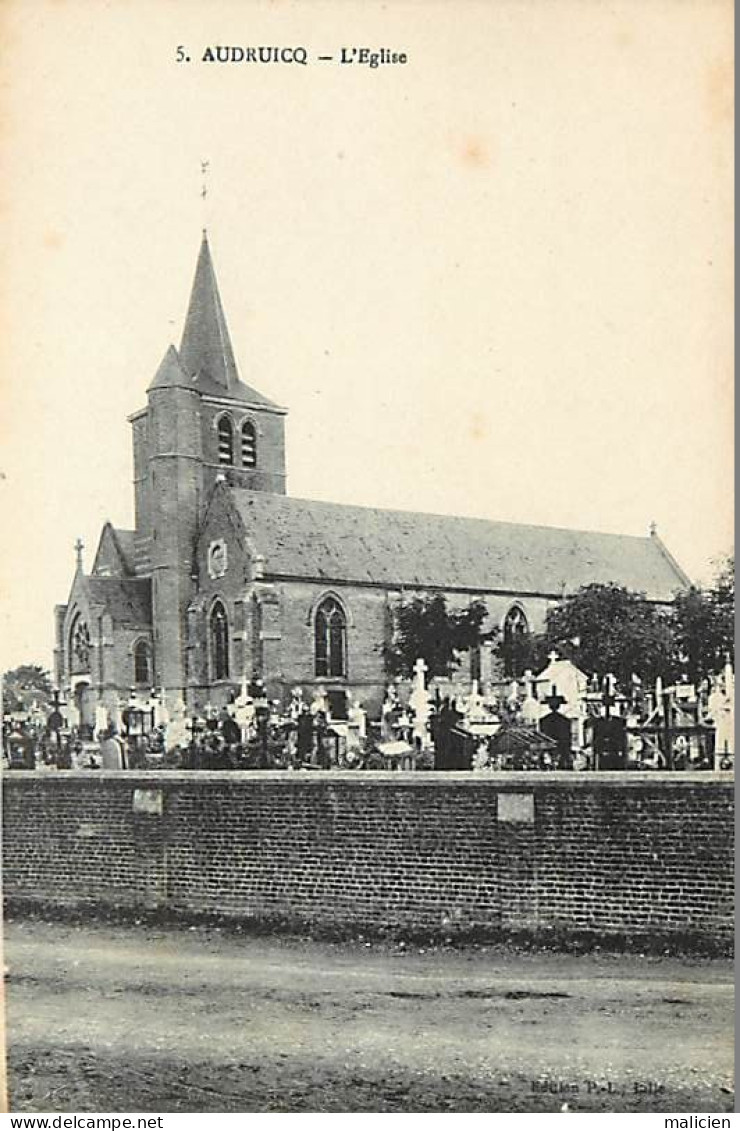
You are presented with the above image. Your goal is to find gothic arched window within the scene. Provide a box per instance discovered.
[133,640,152,686]
[69,614,91,673]
[241,420,257,468]
[217,416,234,466]
[502,605,529,677]
[315,596,347,678]
[210,600,230,680]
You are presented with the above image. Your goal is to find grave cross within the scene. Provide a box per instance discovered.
[601,673,617,719]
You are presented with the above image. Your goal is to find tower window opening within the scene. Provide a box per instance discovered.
[241,420,257,468]
[217,416,234,466]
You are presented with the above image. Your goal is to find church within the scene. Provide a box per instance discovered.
[54,231,691,726]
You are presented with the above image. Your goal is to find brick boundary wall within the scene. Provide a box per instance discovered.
[2,772,734,943]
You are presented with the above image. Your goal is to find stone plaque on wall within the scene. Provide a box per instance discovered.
[498,792,535,825]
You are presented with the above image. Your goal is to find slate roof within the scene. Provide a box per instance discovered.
[110,528,135,574]
[84,577,152,626]
[90,524,136,577]
[168,230,281,409]
[229,490,689,602]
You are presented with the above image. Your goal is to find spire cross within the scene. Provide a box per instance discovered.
[74,538,84,571]
[200,160,210,201]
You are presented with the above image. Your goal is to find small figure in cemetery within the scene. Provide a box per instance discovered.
[255,697,271,768]
[672,734,689,770]
[297,705,314,763]
[315,710,330,769]
[220,707,241,747]
[99,726,127,770]
[434,695,463,770]
[381,683,400,742]
[539,687,573,770]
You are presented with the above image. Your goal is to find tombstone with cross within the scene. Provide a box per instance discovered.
[409,657,431,748]
[592,673,627,769]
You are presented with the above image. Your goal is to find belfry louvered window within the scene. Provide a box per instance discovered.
[210,601,230,680]
[315,597,347,678]
[241,420,257,468]
[217,416,234,465]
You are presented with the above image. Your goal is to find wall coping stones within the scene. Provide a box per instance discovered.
[4,770,734,791]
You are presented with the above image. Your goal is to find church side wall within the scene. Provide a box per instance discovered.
[276,581,388,713]
[3,773,732,947]
[109,627,154,695]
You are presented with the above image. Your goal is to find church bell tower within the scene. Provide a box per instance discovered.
[128,230,287,702]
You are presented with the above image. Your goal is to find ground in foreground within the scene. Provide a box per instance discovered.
[4,915,734,1113]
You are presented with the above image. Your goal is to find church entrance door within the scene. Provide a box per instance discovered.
[74,682,96,734]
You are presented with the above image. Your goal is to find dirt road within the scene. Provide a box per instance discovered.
[4,915,734,1113]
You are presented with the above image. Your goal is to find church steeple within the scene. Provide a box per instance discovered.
[179,230,240,392]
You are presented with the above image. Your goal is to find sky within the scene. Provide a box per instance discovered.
[0,0,733,673]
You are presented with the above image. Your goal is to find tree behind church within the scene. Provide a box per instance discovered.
[384,594,491,680]
[671,554,734,685]
[539,583,677,692]
[2,664,54,713]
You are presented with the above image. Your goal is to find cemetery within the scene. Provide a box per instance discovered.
[4,649,734,776]
[2,227,733,947]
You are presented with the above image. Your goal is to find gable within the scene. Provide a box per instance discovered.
[91,523,136,578]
